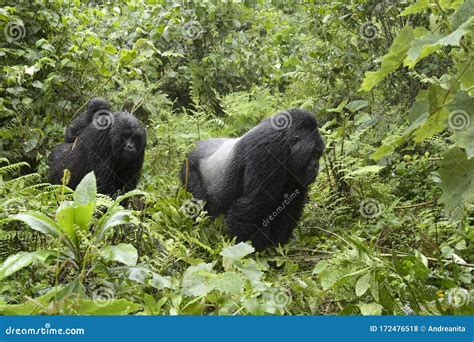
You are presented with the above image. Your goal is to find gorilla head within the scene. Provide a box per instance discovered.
[109,112,146,163]
[181,109,325,251]
[49,98,146,197]
[65,97,110,143]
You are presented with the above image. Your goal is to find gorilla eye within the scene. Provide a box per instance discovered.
[292,135,300,143]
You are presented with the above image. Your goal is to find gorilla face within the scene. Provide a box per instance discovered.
[110,113,146,162]
[286,114,325,185]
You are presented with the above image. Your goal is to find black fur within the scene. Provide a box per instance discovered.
[65,97,110,143]
[181,109,325,251]
[49,100,146,196]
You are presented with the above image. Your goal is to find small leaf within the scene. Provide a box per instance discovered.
[345,100,368,113]
[355,272,371,297]
[220,242,255,260]
[100,243,138,266]
[358,302,383,315]
[74,172,96,205]
[212,272,244,294]
[0,250,55,280]
[11,212,60,238]
[95,210,136,241]
[400,0,429,16]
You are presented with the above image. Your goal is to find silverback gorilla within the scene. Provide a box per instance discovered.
[181,109,325,251]
[49,98,146,196]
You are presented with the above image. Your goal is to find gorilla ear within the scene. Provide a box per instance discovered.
[87,97,110,114]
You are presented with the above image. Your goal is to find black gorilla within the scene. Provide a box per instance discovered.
[181,109,325,251]
[49,98,146,196]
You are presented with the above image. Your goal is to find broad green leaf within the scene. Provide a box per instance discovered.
[326,100,348,113]
[455,60,474,94]
[345,100,368,113]
[404,21,472,68]
[220,242,255,260]
[73,172,96,205]
[452,0,474,29]
[359,26,416,92]
[313,259,330,274]
[181,263,215,297]
[11,212,60,238]
[234,259,264,285]
[439,148,474,219]
[212,272,244,294]
[55,202,78,244]
[0,250,55,280]
[95,210,136,241]
[319,269,342,291]
[355,272,371,297]
[72,202,95,231]
[100,243,138,266]
[150,272,173,290]
[400,0,429,16]
[358,302,383,315]
[113,189,147,206]
[117,266,173,289]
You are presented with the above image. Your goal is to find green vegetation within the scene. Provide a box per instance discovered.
[0,1,472,315]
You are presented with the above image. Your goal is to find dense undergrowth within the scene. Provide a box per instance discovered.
[0,1,472,315]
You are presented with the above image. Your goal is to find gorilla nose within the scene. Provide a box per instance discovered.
[124,142,136,153]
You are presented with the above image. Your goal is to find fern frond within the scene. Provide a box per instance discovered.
[0,161,30,176]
